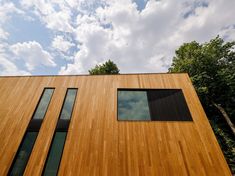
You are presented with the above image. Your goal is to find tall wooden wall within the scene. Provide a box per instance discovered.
[0,74,231,175]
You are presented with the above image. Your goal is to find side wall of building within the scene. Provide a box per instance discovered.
[0,74,231,175]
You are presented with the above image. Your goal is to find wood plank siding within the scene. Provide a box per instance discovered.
[0,73,231,176]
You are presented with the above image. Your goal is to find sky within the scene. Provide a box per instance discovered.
[0,0,235,76]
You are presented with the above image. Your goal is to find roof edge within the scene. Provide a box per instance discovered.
[0,72,188,78]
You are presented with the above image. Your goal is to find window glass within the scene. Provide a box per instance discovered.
[147,89,192,121]
[118,91,151,120]
[9,132,38,176]
[118,89,192,121]
[8,88,54,175]
[33,89,54,119]
[59,89,77,120]
[43,88,78,175]
[43,132,67,176]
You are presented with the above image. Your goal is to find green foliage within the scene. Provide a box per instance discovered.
[169,36,235,120]
[89,60,120,75]
[169,36,235,173]
[210,119,235,174]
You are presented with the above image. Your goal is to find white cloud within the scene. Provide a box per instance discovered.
[20,0,54,15]
[60,0,179,73]
[0,2,24,40]
[1,0,235,75]
[10,41,56,71]
[43,10,74,32]
[0,28,8,40]
[59,62,84,75]
[59,0,235,74]
[0,2,24,24]
[0,44,30,75]
[219,25,235,42]
[20,0,74,32]
[0,57,31,76]
[52,35,75,53]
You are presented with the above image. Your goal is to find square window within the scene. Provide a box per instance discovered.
[118,89,192,121]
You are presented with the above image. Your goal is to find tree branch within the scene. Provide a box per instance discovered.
[211,100,235,136]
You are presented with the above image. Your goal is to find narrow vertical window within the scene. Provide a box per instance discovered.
[8,88,54,176]
[43,88,77,176]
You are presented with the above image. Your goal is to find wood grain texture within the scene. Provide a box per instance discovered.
[0,73,231,176]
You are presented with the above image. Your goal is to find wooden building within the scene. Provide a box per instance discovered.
[0,73,231,175]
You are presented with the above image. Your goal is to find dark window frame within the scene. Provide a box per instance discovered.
[8,87,55,175]
[42,88,78,176]
[42,131,67,176]
[117,88,193,122]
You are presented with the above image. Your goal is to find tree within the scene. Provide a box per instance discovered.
[169,36,235,173]
[169,36,235,136]
[88,60,120,75]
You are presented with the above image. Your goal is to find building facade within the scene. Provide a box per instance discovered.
[0,73,231,175]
